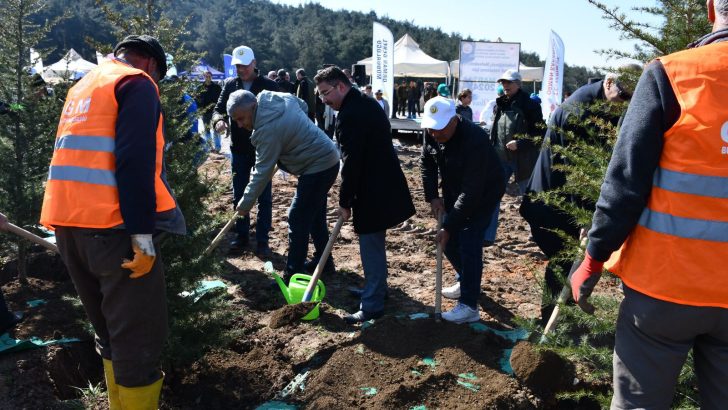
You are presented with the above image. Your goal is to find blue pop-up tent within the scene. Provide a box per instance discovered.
[183,60,225,81]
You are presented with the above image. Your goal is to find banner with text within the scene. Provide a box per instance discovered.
[458,41,520,123]
[539,31,564,120]
[372,22,394,117]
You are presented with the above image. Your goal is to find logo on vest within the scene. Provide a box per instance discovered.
[721,121,728,155]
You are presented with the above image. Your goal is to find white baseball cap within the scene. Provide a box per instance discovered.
[498,69,522,82]
[421,97,456,130]
[231,45,255,66]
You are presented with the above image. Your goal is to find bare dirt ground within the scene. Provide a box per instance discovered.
[0,135,597,409]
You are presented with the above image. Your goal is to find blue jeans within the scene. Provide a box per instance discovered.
[444,222,487,309]
[204,128,221,151]
[286,164,339,274]
[484,160,516,243]
[359,231,388,313]
[231,152,272,244]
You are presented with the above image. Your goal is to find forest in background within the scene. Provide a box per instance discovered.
[33,0,600,92]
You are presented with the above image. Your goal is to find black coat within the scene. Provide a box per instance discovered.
[196,81,222,124]
[213,75,279,155]
[421,117,505,233]
[336,87,415,234]
[520,80,621,257]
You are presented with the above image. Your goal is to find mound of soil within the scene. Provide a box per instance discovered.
[269,302,318,329]
[510,341,575,397]
[301,317,539,409]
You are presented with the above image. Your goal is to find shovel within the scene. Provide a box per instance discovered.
[434,213,444,321]
[302,215,344,302]
[0,212,59,254]
[540,257,584,343]
[204,166,279,256]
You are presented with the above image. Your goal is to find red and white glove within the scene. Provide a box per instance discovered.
[569,250,604,313]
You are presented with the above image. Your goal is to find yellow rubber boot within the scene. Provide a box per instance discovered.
[102,359,122,410]
[118,376,163,410]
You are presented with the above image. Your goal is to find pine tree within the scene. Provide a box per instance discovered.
[0,0,66,280]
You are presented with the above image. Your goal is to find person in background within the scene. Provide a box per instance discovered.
[276,69,295,94]
[197,70,222,152]
[570,2,728,407]
[420,97,505,322]
[267,70,277,81]
[295,68,316,122]
[212,45,279,256]
[479,84,504,130]
[315,66,415,324]
[455,88,473,122]
[407,80,419,119]
[397,80,408,117]
[374,89,390,114]
[363,84,374,98]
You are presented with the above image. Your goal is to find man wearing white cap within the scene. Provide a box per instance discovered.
[420,97,505,323]
[212,45,278,257]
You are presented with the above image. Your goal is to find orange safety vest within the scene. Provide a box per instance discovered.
[40,59,176,230]
[605,41,728,308]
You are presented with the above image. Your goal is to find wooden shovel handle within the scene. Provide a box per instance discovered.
[302,215,344,302]
[4,222,59,254]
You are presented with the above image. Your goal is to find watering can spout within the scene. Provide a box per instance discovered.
[265,262,293,304]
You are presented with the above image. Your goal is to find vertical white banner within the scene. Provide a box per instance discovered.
[372,22,394,117]
[539,30,565,120]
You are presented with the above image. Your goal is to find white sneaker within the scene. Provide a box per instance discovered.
[441,282,461,299]
[442,303,480,324]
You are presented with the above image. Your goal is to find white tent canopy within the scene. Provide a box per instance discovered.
[449,60,544,82]
[42,49,97,83]
[357,34,450,78]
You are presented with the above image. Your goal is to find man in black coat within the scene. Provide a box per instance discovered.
[520,71,634,326]
[314,66,415,324]
[295,69,315,121]
[421,97,505,323]
[196,70,222,151]
[276,69,296,94]
[212,45,279,257]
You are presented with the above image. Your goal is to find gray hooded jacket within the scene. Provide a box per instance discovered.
[238,91,340,212]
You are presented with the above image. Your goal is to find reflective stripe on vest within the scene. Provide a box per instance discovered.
[40,59,176,230]
[606,41,728,308]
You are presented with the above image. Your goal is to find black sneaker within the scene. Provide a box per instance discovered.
[344,310,384,324]
[229,235,249,251]
[304,257,336,275]
[256,243,272,259]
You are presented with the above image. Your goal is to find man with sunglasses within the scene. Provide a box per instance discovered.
[520,66,639,327]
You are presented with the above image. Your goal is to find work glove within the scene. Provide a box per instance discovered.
[569,250,603,314]
[121,234,156,278]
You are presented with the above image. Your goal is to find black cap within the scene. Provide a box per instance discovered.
[113,35,167,78]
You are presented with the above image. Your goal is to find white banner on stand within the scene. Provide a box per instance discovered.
[457,41,520,124]
[539,31,565,120]
[372,22,394,117]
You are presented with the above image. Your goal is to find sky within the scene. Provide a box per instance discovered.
[269,0,662,69]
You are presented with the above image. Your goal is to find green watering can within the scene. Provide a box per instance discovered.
[265,262,326,320]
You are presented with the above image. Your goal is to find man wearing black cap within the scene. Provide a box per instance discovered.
[40,34,185,409]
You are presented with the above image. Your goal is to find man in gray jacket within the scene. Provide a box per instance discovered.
[227,90,340,278]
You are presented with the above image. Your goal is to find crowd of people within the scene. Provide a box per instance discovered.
[1,2,726,407]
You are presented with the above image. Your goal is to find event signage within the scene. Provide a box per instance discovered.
[372,22,394,117]
[457,41,520,123]
[539,31,565,120]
